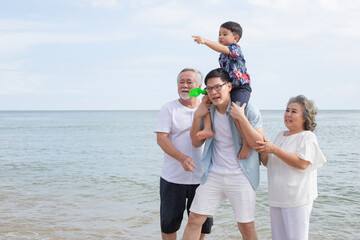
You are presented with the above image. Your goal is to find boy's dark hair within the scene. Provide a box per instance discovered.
[221,21,242,41]
[204,68,231,85]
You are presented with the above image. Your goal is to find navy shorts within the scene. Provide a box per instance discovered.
[231,83,252,106]
[160,177,213,234]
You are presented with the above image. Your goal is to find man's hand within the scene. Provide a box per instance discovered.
[192,35,206,44]
[181,156,196,172]
[229,102,246,120]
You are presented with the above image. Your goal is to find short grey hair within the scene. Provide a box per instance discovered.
[287,95,318,131]
[177,68,203,86]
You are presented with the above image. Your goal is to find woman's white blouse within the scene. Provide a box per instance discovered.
[267,130,326,208]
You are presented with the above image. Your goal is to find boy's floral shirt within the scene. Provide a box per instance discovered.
[219,43,250,87]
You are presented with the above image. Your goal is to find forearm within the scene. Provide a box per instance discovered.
[190,114,205,147]
[157,134,187,163]
[235,116,264,148]
[203,39,230,54]
[272,146,311,170]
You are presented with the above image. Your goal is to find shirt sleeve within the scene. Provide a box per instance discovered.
[154,104,172,133]
[297,132,327,170]
[246,104,263,130]
[227,43,241,59]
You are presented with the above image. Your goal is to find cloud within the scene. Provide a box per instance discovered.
[0,19,55,31]
[249,0,360,12]
[0,65,83,96]
[244,0,360,47]
[318,0,360,11]
[0,70,45,95]
[248,0,306,10]
[1,0,359,110]
[0,32,95,58]
[91,0,121,8]
[127,2,225,40]
[324,82,359,97]
[0,19,134,59]
[318,0,339,11]
[130,2,190,26]
[86,54,190,75]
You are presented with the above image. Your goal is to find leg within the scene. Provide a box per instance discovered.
[237,222,258,240]
[230,85,252,159]
[161,232,177,240]
[270,206,286,240]
[184,173,224,240]
[196,114,213,140]
[282,202,313,240]
[184,216,212,240]
[182,212,208,240]
[199,234,206,240]
[186,184,214,239]
[232,116,251,159]
[196,95,213,140]
[225,174,257,239]
[199,217,213,239]
[160,178,186,239]
[237,124,251,159]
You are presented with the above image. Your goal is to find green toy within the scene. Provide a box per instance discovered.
[189,88,206,97]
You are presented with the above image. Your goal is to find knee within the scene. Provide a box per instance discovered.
[237,222,257,240]
[187,212,207,228]
[161,216,181,234]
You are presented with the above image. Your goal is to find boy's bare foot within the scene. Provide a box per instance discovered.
[196,129,214,140]
[238,144,251,159]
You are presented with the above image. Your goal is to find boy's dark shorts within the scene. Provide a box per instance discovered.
[160,177,213,234]
[231,83,252,106]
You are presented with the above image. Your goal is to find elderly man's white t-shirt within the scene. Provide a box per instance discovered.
[154,100,204,185]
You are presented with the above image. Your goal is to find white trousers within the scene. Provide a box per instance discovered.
[270,201,313,240]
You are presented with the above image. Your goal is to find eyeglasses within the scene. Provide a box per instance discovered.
[205,82,227,93]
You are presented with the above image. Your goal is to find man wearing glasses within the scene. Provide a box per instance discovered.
[183,68,264,240]
[154,68,213,240]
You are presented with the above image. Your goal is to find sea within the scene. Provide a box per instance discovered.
[0,110,359,240]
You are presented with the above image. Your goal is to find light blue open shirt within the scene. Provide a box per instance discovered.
[200,100,263,190]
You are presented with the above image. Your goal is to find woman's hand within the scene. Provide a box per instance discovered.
[254,138,276,154]
[229,102,246,120]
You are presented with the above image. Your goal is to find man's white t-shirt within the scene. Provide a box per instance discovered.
[154,100,204,185]
[267,131,326,208]
[210,109,244,175]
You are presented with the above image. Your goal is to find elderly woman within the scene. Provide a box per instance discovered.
[254,95,326,240]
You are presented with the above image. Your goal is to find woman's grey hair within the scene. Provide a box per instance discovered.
[177,68,203,86]
[287,95,318,131]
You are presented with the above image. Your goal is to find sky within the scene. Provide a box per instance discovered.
[0,0,359,110]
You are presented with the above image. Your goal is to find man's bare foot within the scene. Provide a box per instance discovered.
[238,144,251,159]
[196,129,214,140]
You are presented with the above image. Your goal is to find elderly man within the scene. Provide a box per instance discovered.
[154,68,213,240]
[182,68,264,240]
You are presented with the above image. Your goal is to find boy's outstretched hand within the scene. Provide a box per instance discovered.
[192,35,206,44]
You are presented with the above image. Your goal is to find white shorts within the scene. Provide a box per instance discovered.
[190,172,256,223]
[270,201,313,240]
